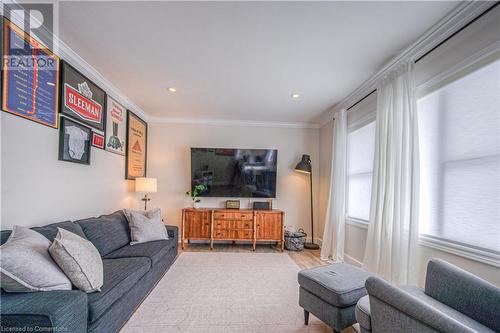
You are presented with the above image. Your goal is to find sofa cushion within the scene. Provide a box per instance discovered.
[1,221,85,245]
[104,239,174,266]
[76,211,130,256]
[298,263,375,307]
[123,208,169,245]
[0,226,72,292]
[355,295,371,331]
[401,285,496,333]
[49,228,103,293]
[33,221,87,242]
[87,257,150,323]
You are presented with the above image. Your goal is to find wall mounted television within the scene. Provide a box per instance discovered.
[191,148,278,198]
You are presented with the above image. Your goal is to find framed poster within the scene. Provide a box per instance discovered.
[126,110,147,180]
[59,117,91,165]
[91,132,105,149]
[2,18,60,128]
[105,96,126,155]
[60,61,106,131]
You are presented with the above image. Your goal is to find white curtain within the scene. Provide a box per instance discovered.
[321,109,347,262]
[362,61,420,285]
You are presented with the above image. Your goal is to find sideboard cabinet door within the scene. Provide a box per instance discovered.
[255,212,282,240]
[185,210,211,239]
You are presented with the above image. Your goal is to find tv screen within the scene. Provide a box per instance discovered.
[191,148,278,198]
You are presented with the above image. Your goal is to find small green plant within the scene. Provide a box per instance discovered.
[186,184,206,203]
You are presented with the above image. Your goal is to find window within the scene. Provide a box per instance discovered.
[347,121,376,221]
[418,59,500,253]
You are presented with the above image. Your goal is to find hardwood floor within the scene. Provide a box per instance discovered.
[180,242,358,333]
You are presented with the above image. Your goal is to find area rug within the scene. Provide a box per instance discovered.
[120,252,332,333]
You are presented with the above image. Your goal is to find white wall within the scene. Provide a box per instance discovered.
[147,122,320,237]
[1,113,135,229]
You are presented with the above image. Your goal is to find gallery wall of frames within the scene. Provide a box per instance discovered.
[1,17,147,180]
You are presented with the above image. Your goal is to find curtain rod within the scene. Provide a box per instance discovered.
[346,1,498,112]
[346,89,376,111]
[414,1,499,63]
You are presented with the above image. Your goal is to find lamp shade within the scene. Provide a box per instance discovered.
[135,177,157,193]
[295,154,311,174]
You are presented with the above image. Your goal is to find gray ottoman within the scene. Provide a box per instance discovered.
[298,263,375,333]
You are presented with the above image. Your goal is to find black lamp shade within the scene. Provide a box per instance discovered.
[295,154,311,174]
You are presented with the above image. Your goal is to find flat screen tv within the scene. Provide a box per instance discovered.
[191,148,278,198]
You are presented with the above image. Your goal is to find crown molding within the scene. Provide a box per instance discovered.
[3,1,149,121]
[317,1,496,126]
[148,116,319,129]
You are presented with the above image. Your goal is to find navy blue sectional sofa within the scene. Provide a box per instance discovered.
[0,210,179,333]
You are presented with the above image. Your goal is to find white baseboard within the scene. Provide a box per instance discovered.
[305,237,323,247]
[344,254,363,267]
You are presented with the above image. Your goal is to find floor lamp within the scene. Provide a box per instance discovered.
[295,154,320,250]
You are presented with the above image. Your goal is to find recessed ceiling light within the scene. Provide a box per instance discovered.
[291,93,300,99]
[168,87,177,93]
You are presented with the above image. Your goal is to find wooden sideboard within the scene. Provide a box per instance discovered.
[181,208,284,251]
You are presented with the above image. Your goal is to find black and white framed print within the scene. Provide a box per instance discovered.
[60,61,106,131]
[59,117,92,165]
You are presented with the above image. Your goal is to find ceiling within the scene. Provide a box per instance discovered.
[58,1,458,126]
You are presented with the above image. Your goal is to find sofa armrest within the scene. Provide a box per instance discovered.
[166,225,178,245]
[0,290,87,333]
[425,258,500,331]
[365,276,475,333]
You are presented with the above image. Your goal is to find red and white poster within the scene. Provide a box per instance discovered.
[91,132,105,149]
[60,61,106,131]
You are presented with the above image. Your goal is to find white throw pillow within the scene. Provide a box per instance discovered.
[123,208,169,245]
[49,228,103,293]
[0,225,72,292]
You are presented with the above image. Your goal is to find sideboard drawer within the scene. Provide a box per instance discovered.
[213,219,231,229]
[213,211,234,220]
[236,220,253,230]
[237,230,253,240]
[235,212,253,220]
[213,229,236,239]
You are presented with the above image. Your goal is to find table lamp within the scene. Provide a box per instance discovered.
[135,177,157,210]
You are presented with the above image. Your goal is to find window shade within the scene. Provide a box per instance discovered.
[347,121,376,221]
[418,59,500,253]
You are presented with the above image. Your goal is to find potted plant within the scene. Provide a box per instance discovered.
[186,184,206,208]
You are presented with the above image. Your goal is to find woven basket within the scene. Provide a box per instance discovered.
[284,229,307,251]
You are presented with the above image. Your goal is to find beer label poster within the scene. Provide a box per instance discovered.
[126,111,147,180]
[2,19,60,128]
[105,97,126,155]
[61,61,106,131]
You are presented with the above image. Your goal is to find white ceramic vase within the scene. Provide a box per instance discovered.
[193,201,201,209]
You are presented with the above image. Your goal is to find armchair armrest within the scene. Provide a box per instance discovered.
[0,290,87,333]
[425,258,500,332]
[365,276,475,333]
